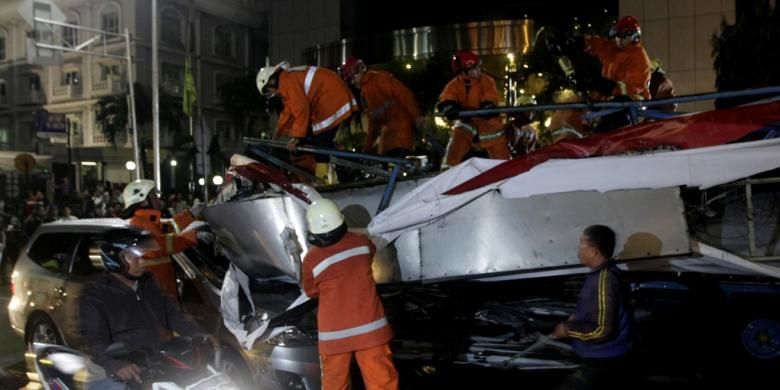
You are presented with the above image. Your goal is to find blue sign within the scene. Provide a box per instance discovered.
[34,110,67,138]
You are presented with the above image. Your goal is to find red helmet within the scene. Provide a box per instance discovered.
[451,50,481,74]
[610,16,641,43]
[338,56,365,81]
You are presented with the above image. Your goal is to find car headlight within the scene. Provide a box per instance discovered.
[265,327,314,347]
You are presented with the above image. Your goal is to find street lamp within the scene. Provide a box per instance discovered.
[125,161,137,182]
[212,175,224,186]
[198,177,205,186]
[169,159,178,192]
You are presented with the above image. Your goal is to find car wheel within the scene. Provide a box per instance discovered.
[26,314,63,346]
[741,318,780,360]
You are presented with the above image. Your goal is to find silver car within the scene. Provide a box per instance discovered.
[7,218,321,389]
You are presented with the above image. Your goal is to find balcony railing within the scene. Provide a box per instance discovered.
[92,79,124,96]
[17,89,45,105]
[51,84,83,102]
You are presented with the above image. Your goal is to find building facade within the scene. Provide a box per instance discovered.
[0,0,267,195]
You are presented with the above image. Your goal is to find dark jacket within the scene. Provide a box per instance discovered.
[79,272,205,375]
[567,261,633,358]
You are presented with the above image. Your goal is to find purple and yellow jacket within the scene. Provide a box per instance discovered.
[566,260,633,358]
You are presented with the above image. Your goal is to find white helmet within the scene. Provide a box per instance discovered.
[122,179,156,209]
[256,61,289,98]
[306,199,344,235]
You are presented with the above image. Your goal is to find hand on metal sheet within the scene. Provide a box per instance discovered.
[189,202,206,218]
[287,137,302,152]
[196,231,215,245]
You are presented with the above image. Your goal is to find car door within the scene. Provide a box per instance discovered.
[60,231,108,348]
[24,231,82,344]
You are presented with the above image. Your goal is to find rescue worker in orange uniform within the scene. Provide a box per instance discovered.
[436,50,510,169]
[302,199,398,390]
[120,179,212,301]
[584,16,652,101]
[256,61,359,181]
[339,56,424,157]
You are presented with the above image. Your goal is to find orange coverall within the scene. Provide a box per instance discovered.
[585,36,652,100]
[439,73,510,167]
[359,70,419,155]
[129,209,197,301]
[276,65,358,139]
[303,232,398,390]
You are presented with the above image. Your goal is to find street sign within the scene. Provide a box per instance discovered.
[34,109,67,138]
[14,153,36,174]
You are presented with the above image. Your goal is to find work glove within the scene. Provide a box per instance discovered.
[479,101,499,118]
[196,231,215,245]
[189,202,206,218]
[437,100,460,121]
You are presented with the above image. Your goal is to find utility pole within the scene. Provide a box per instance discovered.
[32,15,141,180]
[152,0,162,191]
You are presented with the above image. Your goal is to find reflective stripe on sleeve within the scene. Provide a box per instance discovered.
[312,245,371,278]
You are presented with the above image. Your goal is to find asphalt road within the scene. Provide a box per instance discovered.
[0,289,29,390]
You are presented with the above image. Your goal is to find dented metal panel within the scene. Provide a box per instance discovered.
[402,187,690,282]
[205,184,689,284]
[204,195,308,280]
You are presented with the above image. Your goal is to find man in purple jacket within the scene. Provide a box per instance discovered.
[552,224,634,389]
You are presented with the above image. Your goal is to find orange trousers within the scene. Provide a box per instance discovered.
[444,126,510,167]
[320,343,399,390]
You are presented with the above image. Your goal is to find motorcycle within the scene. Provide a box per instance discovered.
[31,338,239,390]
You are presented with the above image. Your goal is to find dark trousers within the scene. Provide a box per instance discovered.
[556,355,633,390]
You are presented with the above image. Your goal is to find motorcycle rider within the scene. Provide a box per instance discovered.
[79,228,211,389]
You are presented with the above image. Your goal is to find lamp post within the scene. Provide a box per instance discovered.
[170,159,177,192]
[125,161,137,183]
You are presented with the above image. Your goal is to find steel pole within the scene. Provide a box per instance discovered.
[125,29,140,180]
[152,0,161,191]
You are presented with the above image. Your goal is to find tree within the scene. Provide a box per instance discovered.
[94,82,151,146]
[712,1,780,107]
[218,71,269,138]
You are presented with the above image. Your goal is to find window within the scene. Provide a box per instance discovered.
[63,70,81,85]
[161,63,184,95]
[100,3,120,34]
[29,74,41,91]
[98,63,120,81]
[0,80,6,96]
[214,25,233,57]
[27,233,81,273]
[64,13,79,46]
[161,9,182,45]
[216,120,236,141]
[0,30,6,60]
[71,234,108,276]
[214,73,232,103]
[0,128,8,144]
